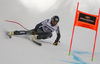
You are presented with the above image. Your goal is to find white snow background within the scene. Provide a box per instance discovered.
[0,0,100,64]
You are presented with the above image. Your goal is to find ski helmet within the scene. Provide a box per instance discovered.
[51,15,59,23]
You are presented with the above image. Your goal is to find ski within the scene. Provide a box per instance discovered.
[6,32,11,38]
[32,40,42,46]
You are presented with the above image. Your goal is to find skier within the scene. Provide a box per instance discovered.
[7,15,61,45]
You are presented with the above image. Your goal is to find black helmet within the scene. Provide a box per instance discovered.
[51,15,59,23]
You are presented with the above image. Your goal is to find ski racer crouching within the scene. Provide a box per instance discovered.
[7,15,61,45]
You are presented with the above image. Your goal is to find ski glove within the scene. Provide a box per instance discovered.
[53,40,60,45]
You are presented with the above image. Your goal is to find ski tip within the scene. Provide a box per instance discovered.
[38,43,42,46]
[4,19,6,21]
[6,32,12,38]
[39,44,42,46]
[32,40,42,46]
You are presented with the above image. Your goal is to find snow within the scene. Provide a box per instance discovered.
[0,0,100,64]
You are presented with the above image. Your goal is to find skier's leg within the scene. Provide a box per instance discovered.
[30,28,52,40]
[14,30,31,35]
[37,33,52,39]
[7,30,32,38]
[30,28,45,40]
[30,28,44,35]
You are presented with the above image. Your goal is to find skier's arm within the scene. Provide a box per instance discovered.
[54,26,61,43]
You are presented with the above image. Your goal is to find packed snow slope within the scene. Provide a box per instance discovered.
[0,0,100,64]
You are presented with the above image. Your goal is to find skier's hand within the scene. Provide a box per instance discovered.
[53,40,60,46]
[53,42,58,45]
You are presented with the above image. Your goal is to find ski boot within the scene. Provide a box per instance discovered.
[6,31,14,38]
[32,35,37,41]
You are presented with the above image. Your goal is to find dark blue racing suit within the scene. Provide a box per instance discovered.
[14,19,61,42]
